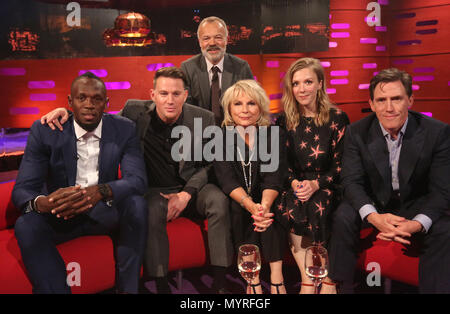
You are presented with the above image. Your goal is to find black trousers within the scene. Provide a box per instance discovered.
[329,201,450,293]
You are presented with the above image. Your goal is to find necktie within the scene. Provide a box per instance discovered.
[210,66,222,125]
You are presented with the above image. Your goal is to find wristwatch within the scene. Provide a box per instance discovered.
[98,184,113,207]
[24,196,43,214]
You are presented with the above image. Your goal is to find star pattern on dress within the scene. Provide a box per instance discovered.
[313,241,325,247]
[337,126,345,142]
[279,111,348,247]
[309,144,325,159]
[283,208,294,220]
[299,141,307,149]
[315,201,325,216]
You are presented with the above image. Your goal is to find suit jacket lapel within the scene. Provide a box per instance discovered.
[399,115,424,190]
[178,106,193,173]
[98,115,113,183]
[368,120,391,189]
[199,57,211,110]
[222,54,233,94]
[62,119,77,186]
[136,102,153,151]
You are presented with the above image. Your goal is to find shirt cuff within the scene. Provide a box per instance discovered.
[413,214,432,234]
[182,187,197,198]
[359,204,378,221]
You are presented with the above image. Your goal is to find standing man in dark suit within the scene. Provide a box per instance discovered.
[329,68,450,293]
[13,72,148,293]
[181,16,254,125]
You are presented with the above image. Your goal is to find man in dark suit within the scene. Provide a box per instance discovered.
[329,68,450,293]
[12,72,148,293]
[181,16,254,125]
[120,67,233,293]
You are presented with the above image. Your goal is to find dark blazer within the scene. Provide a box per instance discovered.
[12,114,148,214]
[180,53,254,110]
[341,110,450,224]
[120,100,215,192]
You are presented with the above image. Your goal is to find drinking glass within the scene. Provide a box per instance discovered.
[305,245,329,294]
[237,244,261,294]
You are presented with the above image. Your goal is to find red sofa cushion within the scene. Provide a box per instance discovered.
[167,217,208,271]
[357,228,419,286]
[0,181,20,230]
[0,229,115,294]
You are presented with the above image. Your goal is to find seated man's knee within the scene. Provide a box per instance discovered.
[203,185,229,217]
[14,212,49,247]
[146,194,168,227]
[118,195,148,227]
[332,201,359,231]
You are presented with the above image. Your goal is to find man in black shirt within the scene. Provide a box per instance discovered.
[120,67,233,293]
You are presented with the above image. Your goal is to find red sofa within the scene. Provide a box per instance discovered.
[0,180,208,294]
[0,180,418,293]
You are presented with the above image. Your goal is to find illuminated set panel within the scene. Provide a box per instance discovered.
[29,93,56,101]
[147,63,175,71]
[266,61,279,68]
[28,81,55,89]
[0,68,26,76]
[105,82,131,90]
[79,70,108,77]
[1,0,449,129]
[330,70,349,76]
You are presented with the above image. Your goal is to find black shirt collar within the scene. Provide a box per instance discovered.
[151,107,184,130]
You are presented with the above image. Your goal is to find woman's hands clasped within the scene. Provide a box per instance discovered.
[251,203,274,233]
[292,179,319,202]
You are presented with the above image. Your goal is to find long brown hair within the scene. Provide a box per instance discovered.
[282,57,335,131]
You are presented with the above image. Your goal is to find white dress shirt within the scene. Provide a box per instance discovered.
[359,119,432,232]
[73,119,102,188]
[205,57,224,88]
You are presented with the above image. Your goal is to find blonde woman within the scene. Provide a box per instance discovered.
[275,58,349,294]
[214,80,287,294]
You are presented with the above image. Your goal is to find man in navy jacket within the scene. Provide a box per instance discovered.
[12,72,148,293]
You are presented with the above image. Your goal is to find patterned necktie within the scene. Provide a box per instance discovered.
[210,66,222,125]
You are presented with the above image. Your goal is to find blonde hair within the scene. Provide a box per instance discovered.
[221,79,270,127]
[282,57,335,131]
